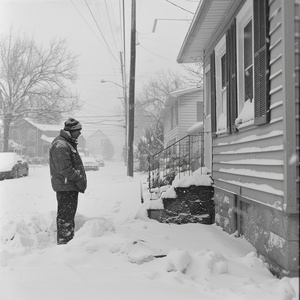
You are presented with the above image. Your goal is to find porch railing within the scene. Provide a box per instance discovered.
[148,134,205,190]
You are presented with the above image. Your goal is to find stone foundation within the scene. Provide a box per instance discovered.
[148,185,214,225]
[214,186,299,278]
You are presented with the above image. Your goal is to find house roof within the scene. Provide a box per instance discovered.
[187,122,204,134]
[24,118,62,132]
[177,0,234,63]
[164,86,202,109]
[40,134,55,144]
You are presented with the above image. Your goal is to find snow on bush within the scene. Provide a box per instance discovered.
[125,240,155,264]
[0,211,56,255]
[75,218,115,238]
[166,249,191,273]
[235,99,254,126]
[165,248,229,279]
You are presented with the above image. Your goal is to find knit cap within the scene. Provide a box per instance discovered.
[64,118,82,131]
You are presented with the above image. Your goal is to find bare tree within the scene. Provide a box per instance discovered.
[180,62,203,87]
[136,70,188,122]
[0,32,80,152]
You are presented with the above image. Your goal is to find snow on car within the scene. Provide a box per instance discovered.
[95,155,105,167]
[0,152,29,180]
[82,156,99,171]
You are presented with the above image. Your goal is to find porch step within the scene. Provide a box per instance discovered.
[147,185,215,225]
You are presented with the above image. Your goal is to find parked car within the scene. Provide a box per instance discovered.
[0,152,29,180]
[95,155,105,167]
[82,156,99,171]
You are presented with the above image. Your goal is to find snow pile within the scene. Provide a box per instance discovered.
[75,217,115,238]
[0,164,298,300]
[170,167,213,188]
[166,248,191,272]
[161,186,177,198]
[187,121,204,134]
[147,167,212,206]
[235,99,254,126]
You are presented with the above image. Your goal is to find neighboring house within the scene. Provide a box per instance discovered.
[9,118,86,159]
[85,129,111,159]
[177,0,299,277]
[162,87,204,147]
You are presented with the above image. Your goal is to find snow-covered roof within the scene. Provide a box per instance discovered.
[40,134,55,144]
[177,0,234,63]
[24,118,63,132]
[187,122,204,134]
[164,87,202,110]
[9,139,25,149]
[168,86,202,98]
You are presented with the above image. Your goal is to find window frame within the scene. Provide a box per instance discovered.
[236,0,255,127]
[214,35,227,134]
[28,129,36,142]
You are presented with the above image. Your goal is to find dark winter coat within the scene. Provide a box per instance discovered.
[49,130,87,193]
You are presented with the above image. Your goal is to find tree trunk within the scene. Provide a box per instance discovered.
[3,113,13,152]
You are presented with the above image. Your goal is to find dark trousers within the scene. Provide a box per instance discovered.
[56,191,78,245]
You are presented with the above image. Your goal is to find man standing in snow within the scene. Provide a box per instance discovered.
[49,118,87,245]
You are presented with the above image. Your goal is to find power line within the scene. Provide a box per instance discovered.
[138,44,176,63]
[104,0,120,54]
[84,0,119,63]
[165,0,195,14]
[69,0,107,48]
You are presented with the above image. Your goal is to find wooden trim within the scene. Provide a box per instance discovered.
[253,0,270,126]
[210,51,217,137]
[282,0,297,213]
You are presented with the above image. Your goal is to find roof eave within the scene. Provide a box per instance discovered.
[177,0,211,64]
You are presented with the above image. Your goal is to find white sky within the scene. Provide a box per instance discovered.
[0,0,198,158]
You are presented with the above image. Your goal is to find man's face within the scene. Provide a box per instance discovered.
[70,129,81,139]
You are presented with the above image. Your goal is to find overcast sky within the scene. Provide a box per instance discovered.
[0,0,198,159]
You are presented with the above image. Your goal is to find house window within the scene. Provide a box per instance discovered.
[27,146,36,157]
[170,103,178,129]
[170,107,174,129]
[196,102,203,122]
[236,0,255,126]
[28,129,36,141]
[175,102,178,125]
[12,129,20,142]
[215,35,227,132]
[205,68,211,118]
[210,0,269,135]
[244,20,253,101]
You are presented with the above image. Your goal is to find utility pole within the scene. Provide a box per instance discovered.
[127,0,136,177]
[119,51,127,166]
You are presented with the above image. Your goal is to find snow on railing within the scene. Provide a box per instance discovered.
[148,134,206,190]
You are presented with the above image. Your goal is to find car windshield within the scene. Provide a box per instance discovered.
[0,153,16,169]
[83,157,96,162]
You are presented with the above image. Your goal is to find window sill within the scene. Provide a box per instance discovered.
[235,119,254,130]
[216,129,227,135]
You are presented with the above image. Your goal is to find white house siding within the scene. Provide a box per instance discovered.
[213,0,286,210]
[163,108,179,147]
[178,91,203,138]
[209,0,299,277]
[163,90,203,147]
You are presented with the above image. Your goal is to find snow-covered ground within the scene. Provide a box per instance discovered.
[0,162,298,300]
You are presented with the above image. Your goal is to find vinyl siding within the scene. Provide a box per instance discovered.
[163,90,203,147]
[163,109,178,147]
[178,91,203,138]
[211,0,299,212]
